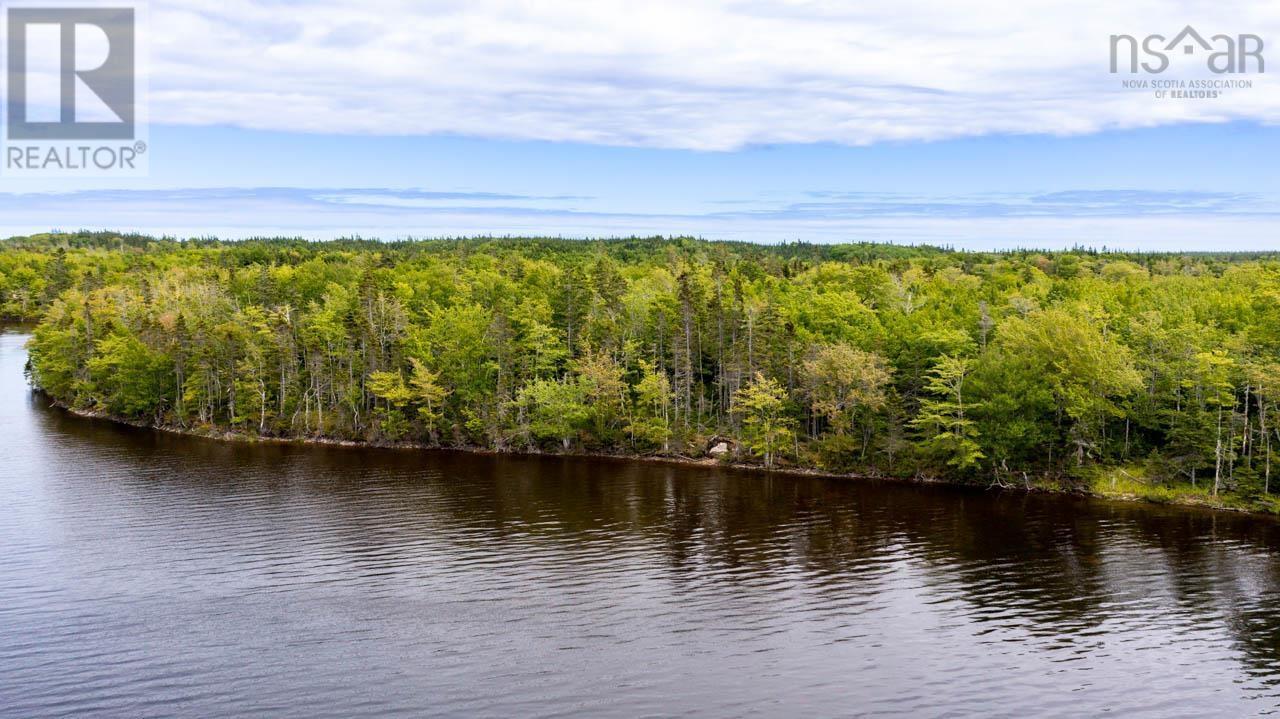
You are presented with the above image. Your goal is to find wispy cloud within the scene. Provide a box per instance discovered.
[749,189,1271,218]
[4,187,1280,249]
[138,0,1280,150]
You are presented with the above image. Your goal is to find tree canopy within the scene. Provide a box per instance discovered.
[8,231,1280,511]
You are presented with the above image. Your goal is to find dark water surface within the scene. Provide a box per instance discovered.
[4,329,1280,717]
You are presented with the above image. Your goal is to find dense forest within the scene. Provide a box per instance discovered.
[7,231,1280,512]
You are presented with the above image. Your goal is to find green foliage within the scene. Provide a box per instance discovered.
[734,373,795,468]
[11,232,1280,511]
[974,308,1141,470]
[407,358,449,441]
[516,377,589,449]
[574,349,626,445]
[802,343,890,437]
[625,360,673,451]
[912,355,983,472]
[86,333,172,417]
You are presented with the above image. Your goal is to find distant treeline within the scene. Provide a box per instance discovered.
[7,231,1280,511]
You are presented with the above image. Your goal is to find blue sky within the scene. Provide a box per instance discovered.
[4,0,1279,249]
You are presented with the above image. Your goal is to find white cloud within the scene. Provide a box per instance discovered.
[137,0,1280,149]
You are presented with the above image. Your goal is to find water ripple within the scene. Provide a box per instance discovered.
[3,330,1280,717]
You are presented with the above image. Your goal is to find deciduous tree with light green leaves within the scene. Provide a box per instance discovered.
[733,372,795,468]
[912,355,983,472]
[625,360,673,451]
[516,376,590,450]
[802,342,891,458]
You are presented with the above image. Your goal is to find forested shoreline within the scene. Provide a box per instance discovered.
[7,231,1280,513]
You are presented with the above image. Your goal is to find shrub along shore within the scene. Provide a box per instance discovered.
[7,231,1280,514]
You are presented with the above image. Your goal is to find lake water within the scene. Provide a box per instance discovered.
[3,327,1280,717]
